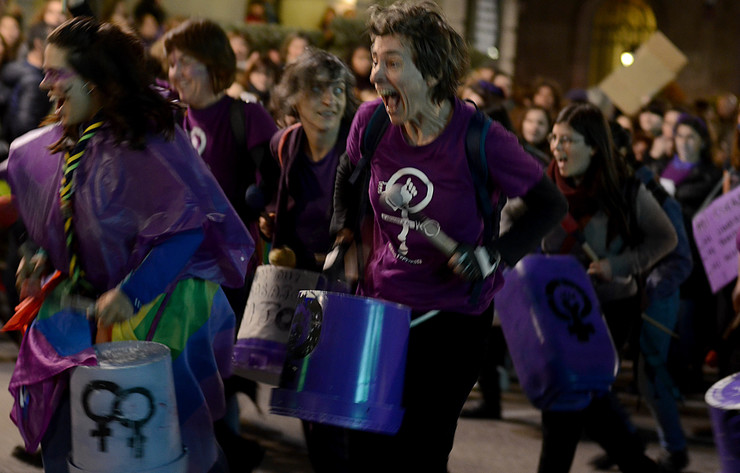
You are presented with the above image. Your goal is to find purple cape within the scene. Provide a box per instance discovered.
[7,124,253,290]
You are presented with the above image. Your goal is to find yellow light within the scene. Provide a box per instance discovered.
[620,51,635,67]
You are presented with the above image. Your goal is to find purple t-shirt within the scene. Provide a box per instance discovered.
[182,95,277,204]
[294,147,340,256]
[347,98,543,314]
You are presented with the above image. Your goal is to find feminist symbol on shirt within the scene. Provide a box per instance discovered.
[82,380,155,458]
[379,167,434,257]
[545,278,595,342]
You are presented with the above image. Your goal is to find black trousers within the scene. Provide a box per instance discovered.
[346,305,493,473]
[537,295,655,473]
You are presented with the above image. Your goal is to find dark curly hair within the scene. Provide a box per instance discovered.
[367,0,469,105]
[47,16,175,149]
[269,47,357,128]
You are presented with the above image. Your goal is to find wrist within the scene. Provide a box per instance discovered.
[476,245,500,278]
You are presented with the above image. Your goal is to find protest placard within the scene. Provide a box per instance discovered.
[692,185,740,293]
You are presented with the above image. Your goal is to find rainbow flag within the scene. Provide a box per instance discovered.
[8,276,97,452]
[9,278,235,473]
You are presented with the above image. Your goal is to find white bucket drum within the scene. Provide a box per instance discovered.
[68,341,186,473]
[233,265,321,385]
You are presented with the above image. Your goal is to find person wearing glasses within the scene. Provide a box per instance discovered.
[539,102,678,473]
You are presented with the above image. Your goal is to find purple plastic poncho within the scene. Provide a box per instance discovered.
[7,124,253,290]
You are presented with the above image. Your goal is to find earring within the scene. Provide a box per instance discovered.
[82,81,93,95]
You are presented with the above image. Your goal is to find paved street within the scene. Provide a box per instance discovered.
[0,332,722,472]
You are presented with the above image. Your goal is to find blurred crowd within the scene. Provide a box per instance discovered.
[0,1,737,472]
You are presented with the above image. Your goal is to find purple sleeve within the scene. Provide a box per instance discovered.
[484,120,544,198]
[346,100,380,165]
[736,228,740,252]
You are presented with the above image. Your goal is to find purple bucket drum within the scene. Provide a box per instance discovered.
[706,371,740,473]
[232,265,321,385]
[496,254,619,411]
[270,290,410,434]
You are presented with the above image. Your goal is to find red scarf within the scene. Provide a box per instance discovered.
[546,159,600,222]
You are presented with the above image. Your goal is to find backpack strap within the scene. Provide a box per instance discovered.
[276,123,303,167]
[464,110,495,242]
[349,103,390,185]
[229,98,247,156]
[463,110,497,305]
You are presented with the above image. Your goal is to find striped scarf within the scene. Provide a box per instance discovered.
[59,121,103,292]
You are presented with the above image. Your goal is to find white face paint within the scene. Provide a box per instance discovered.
[41,44,101,127]
[167,48,216,109]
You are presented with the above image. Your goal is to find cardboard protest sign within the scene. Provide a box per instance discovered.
[598,31,688,115]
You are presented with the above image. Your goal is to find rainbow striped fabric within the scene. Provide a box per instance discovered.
[9,277,235,473]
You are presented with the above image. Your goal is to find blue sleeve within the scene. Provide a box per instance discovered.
[119,228,205,310]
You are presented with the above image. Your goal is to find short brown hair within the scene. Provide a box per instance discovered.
[367,0,469,105]
[163,18,236,93]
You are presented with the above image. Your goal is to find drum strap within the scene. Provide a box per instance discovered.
[409,310,440,328]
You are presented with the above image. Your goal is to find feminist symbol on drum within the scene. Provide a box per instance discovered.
[82,380,155,458]
[545,279,595,342]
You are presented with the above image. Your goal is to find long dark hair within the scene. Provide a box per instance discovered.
[556,102,634,242]
[47,16,175,149]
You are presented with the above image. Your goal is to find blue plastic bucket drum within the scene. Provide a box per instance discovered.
[270,290,410,434]
[496,254,619,411]
[706,371,740,473]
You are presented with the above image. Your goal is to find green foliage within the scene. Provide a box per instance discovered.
[325,16,369,57]
[226,22,321,53]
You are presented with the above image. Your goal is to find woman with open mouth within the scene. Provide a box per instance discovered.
[7,16,252,473]
[331,1,567,471]
[540,102,678,472]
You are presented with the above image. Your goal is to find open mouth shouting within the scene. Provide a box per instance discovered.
[378,88,400,115]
